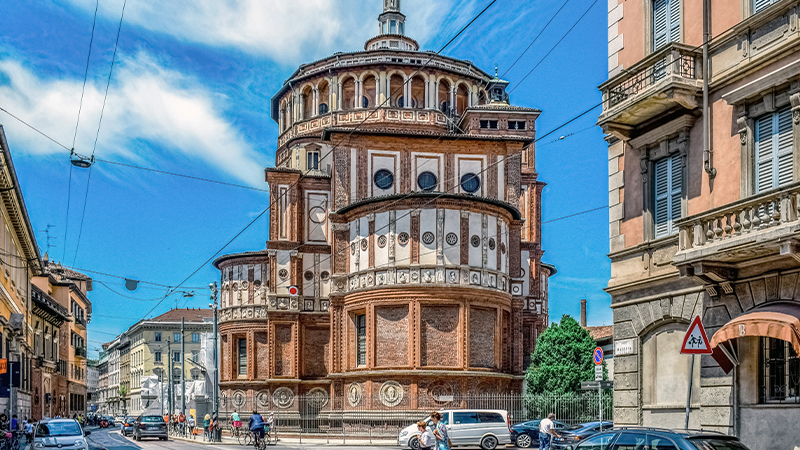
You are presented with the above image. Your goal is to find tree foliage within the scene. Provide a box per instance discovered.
[525,315,599,395]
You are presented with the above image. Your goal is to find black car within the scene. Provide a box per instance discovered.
[551,421,613,449]
[555,427,751,450]
[510,419,568,448]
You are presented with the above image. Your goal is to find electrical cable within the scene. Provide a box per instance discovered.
[508,0,600,94]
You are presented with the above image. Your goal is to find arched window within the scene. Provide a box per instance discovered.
[318,103,329,115]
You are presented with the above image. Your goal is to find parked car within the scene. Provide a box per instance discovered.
[561,428,751,450]
[133,415,168,441]
[551,421,613,449]
[121,417,136,436]
[33,419,91,450]
[398,410,511,450]
[510,419,568,448]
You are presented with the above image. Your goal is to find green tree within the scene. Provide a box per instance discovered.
[525,315,599,395]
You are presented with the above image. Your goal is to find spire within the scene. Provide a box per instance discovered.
[378,0,406,36]
[384,0,401,13]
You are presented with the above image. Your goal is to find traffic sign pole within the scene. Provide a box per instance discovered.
[592,348,605,432]
[685,354,695,429]
[680,316,711,429]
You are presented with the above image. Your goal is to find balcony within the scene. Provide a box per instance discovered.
[674,182,800,290]
[598,43,702,133]
[75,346,87,359]
[74,316,86,329]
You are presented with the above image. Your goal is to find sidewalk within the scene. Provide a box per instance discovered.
[168,433,399,447]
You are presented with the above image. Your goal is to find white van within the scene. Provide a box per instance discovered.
[397,410,511,450]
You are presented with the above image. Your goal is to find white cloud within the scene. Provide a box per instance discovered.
[62,0,481,64]
[0,52,265,186]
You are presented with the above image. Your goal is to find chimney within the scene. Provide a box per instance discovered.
[580,299,587,327]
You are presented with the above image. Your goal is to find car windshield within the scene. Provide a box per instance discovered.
[36,422,82,437]
[141,416,163,423]
[689,438,751,450]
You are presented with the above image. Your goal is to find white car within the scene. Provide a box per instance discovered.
[398,410,511,450]
[33,419,91,450]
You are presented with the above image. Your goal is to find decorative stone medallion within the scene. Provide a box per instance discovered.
[256,390,270,408]
[445,233,458,246]
[321,271,330,281]
[304,270,314,281]
[488,238,496,250]
[361,239,368,251]
[471,235,481,247]
[422,232,435,245]
[377,235,387,248]
[347,383,362,407]
[428,381,454,404]
[306,387,330,409]
[278,269,289,279]
[272,387,295,409]
[500,242,506,254]
[379,381,404,407]
[351,242,356,255]
[398,232,410,246]
[232,390,246,408]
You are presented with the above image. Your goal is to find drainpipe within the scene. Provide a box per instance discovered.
[702,0,717,179]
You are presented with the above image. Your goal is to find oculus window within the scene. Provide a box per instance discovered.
[374,169,394,190]
[417,171,438,191]
[460,173,481,194]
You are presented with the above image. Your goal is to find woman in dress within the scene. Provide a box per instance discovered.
[430,412,450,450]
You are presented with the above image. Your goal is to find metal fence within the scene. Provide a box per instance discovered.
[217,392,613,439]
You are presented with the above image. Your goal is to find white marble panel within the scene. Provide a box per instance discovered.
[419,209,437,265]
[443,209,460,265]
[375,212,390,268]
[395,210,411,265]
[468,212,482,267]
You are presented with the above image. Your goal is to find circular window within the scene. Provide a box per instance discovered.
[378,235,387,248]
[320,271,330,281]
[500,242,506,254]
[488,238,496,250]
[398,232,410,246]
[304,271,314,281]
[422,232,435,245]
[374,169,394,190]
[470,235,481,248]
[417,171,438,191]
[309,206,327,224]
[361,239,368,251]
[461,173,480,193]
[445,233,458,246]
[278,269,289,279]
[253,279,262,288]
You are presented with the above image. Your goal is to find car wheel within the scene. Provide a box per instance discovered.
[481,435,499,450]
[516,434,533,448]
[408,436,420,450]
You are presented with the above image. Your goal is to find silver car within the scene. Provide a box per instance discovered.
[33,419,90,450]
[133,415,168,441]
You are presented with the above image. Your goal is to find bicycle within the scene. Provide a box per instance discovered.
[238,429,254,446]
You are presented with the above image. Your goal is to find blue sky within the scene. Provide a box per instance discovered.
[1,0,611,358]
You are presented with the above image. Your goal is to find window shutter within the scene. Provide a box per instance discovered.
[777,107,793,187]
[654,158,670,238]
[653,0,668,50]
[755,113,774,193]
[670,154,683,232]
[669,0,681,43]
[754,0,773,14]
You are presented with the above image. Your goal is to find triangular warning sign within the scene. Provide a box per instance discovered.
[681,315,712,354]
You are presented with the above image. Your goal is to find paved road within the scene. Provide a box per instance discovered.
[76,427,406,450]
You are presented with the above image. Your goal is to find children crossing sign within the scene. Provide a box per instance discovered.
[680,315,712,354]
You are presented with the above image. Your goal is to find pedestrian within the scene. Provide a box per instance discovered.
[248,411,265,446]
[265,412,274,439]
[203,414,211,441]
[188,414,196,437]
[538,413,561,450]
[417,421,435,450]
[231,410,241,435]
[178,411,186,435]
[10,415,17,432]
[25,421,33,442]
[430,412,449,450]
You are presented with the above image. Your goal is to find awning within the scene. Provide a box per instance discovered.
[710,302,800,373]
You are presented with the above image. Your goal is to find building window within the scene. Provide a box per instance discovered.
[374,169,394,190]
[174,333,181,343]
[508,120,526,130]
[654,154,682,238]
[399,21,404,35]
[154,352,161,363]
[460,173,481,194]
[760,337,799,403]
[754,0,779,14]
[307,151,320,171]
[417,171,438,192]
[390,20,396,34]
[173,352,180,363]
[192,350,200,363]
[356,314,367,367]
[755,107,793,193]
[318,103,328,115]
[479,120,498,129]
[154,332,161,342]
[653,0,680,51]
[192,333,200,343]
[238,338,247,376]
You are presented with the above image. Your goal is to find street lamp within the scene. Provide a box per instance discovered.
[209,282,219,423]
[69,150,94,168]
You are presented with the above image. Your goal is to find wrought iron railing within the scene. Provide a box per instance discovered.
[602,43,700,109]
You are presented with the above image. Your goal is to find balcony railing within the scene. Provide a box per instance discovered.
[676,182,800,256]
[75,346,87,358]
[599,43,702,128]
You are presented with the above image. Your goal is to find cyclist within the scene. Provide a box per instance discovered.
[231,410,241,436]
[248,411,265,447]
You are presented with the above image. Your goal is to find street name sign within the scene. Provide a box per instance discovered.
[680,315,712,354]
[581,381,613,390]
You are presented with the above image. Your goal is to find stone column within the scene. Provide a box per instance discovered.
[424,80,430,109]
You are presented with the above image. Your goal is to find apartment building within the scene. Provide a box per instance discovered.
[599,0,800,448]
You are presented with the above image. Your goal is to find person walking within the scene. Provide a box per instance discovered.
[188,414,196,438]
[417,421,435,450]
[538,413,561,450]
[178,412,186,436]
[430,412,449,450]
[203,414,211,441]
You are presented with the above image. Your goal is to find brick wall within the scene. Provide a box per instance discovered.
[375,305,409,367]
[255,332,269,379]
[274,325,293,376]
[302,327,329,377]
[469,307,496,368]
[221,335,230,381]
[420,305,459,367]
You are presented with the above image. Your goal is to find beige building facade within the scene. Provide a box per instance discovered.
[599,0,800,448]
